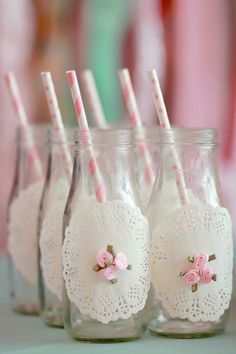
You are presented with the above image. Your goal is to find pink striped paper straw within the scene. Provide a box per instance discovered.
[147,69,189,204]
[119,68,154,184]
[66,70,105,203]
[4,72,43,180]
[41,72,72,181]
[81,70,108,129]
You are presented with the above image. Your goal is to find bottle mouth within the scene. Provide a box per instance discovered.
[74,128,135,148]
[48,126,76,145]
[133,126,160,142]
[73,126,162,148]
[17,123,51,145]
[158,127,218,146]
[17,124,77,146]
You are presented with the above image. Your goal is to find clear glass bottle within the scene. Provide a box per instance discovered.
[7,124,48,315]
[38,128,74,327]
[147,128,233,338]
[62,129,150,342]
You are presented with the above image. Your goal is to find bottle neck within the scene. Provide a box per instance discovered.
[156,143,222,207]
[49,143,72,178]
[73,145,140,206]
[43,142,72,200]
[18,141,46,188]
[17,124,49,188]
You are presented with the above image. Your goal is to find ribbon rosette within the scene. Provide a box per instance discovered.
[93,245,131,284]
[180,252,217,292]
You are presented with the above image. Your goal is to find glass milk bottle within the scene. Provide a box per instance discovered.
[38,128,73,327]
[62,129,150,342]
[7,124,48,315]
[147,128,233,338]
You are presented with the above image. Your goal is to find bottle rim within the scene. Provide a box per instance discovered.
[73,128,135,148]
[17,123,51,145]
[48,126,76,145]
[158,127,218,146]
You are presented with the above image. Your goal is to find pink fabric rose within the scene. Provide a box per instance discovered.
[114,252,128,270]
[100,265,118,280]
[96,248,113,268]
[200,267,214,284]
[193,253,209,270]
[183,269,200,285]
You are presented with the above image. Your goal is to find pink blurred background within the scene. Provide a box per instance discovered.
[0,0,236,252]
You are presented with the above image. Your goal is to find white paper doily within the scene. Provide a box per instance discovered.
[8,180,44,284]
[39,201,64,300]
[151,203,233,322]
[62,197,150,324]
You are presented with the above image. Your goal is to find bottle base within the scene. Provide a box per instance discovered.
[65,321,146,343]
[13,303,39,316]
[72,336,141,343]
[148,319,225,339]
[41,308,64,328]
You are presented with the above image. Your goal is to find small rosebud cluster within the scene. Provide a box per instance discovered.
[93,245,132,284]
[180,253,217,292]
